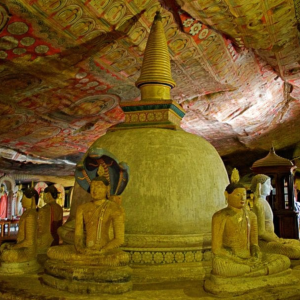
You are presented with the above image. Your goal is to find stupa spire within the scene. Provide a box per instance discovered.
[136,11,176,100]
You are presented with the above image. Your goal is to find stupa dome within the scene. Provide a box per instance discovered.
[89,128,228,247]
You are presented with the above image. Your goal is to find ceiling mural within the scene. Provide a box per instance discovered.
[0,0,300,176]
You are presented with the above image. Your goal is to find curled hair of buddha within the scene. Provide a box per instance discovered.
[23,188,39,205]
[44,185,58,199]
[92,176,110,186]
[250,174,270,193]
[225,183,245,194]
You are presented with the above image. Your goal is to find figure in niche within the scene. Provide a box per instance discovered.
[16,184,23,216]
[204,179,294,296]
[0,185,8,219]
[37,185,63,253]
[11,186,17,218]
[37,191,46,208]
[105,3,125,24]
[43,149,132,294]
[70,19,94,36]
[56,6,82,26]
[56,192,64,207]
[0,188,38,263]
[251,174,300,259]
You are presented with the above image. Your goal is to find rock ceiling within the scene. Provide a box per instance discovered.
[0,0,300,177]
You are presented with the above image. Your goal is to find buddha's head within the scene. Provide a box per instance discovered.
[44,185,58,203]
[23,188,39,209]
[251,174,272,197]
[225,183,247,209]
[90,176,110,201]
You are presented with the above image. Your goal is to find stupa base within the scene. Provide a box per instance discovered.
[131,261,211,283]
[204,269,298,297]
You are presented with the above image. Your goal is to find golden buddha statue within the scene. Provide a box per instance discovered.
[43,176,132,294]
[37,185,63,253]
[0,188,40,274]
[251,174,300,259]
[205,182,295,296]
[47,177,128,264]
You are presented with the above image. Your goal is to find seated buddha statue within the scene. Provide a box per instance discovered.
[37,185,63,252]
[205,181,295,295]
[47,176,128,265]
[0,188,40,273]
[43,176,131,294]
[251,174,300,259]
[211,182,290,277]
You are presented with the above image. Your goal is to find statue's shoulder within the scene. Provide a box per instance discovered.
[108,200,124,214]
[213,207,232,219]
[77,201,94,211]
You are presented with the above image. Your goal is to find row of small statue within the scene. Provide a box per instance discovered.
[1,173,300,295]
[0,185,63,262]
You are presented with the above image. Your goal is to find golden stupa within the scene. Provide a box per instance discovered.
[62,11,229,282]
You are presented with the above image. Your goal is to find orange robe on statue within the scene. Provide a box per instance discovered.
[0,193,8,219]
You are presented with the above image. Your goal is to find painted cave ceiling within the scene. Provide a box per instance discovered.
[0,0,300,177]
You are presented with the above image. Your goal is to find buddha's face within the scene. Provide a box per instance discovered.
[261,178,272,196]
[90,180,108,200]
[22,195,33,209]
[227,188,247,209]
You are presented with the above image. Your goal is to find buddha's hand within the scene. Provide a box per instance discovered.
[250,244,261,259]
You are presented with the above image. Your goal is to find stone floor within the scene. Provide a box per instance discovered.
[1,263,300,300]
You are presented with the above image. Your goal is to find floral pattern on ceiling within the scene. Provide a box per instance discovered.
[0,0,300,174]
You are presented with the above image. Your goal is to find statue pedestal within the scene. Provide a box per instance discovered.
[43,259,133,294]
[0,259,40,275]
[204,269,298,296]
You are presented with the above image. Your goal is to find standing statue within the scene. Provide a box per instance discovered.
[16,184,23,216]
[43,149,132,294]
[0,185,8,219]
[0,188,40,274]
[251,174,300,259]
[205,181,294,296]
[37,185,63,253]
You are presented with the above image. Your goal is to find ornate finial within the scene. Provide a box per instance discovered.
[136,8,176,100]
[154,11,162,21]
[231,168,240,183]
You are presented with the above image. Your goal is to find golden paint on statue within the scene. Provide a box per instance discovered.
[47,177,127,263]
[43,177,132,294]
[204,181,295,296]
[251,174,300,259]
[0,188,40,274]
[37,185,63,253]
